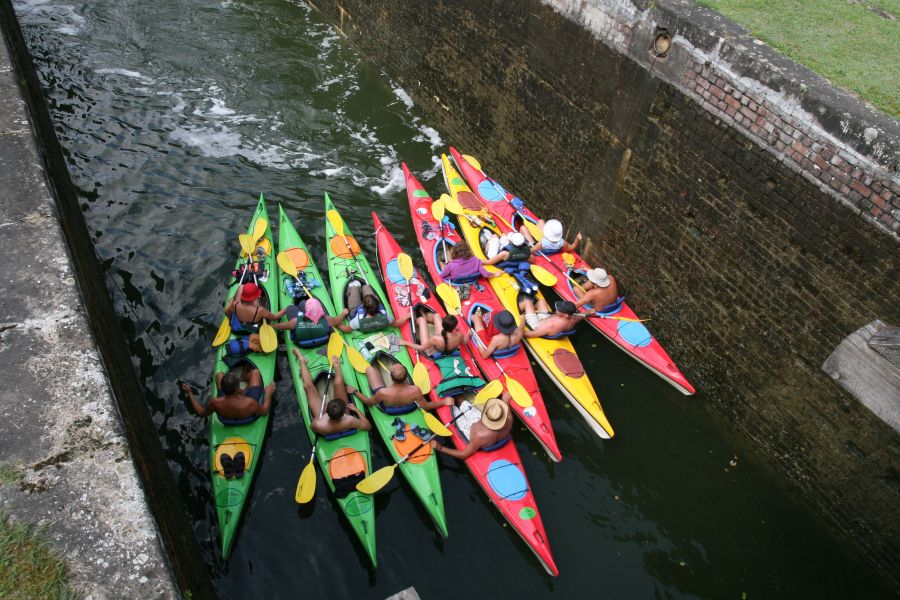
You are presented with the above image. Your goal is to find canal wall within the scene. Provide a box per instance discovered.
[307,0,900,589]
[0,1,215,598]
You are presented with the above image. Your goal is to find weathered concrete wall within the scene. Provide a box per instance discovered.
[0,0,216,597]
[0,30,177,600]
[307,0,900,589]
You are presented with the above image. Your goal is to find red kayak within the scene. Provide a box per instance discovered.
[401,163,563,461]
[449,147,696,395]
[372,212,559,576]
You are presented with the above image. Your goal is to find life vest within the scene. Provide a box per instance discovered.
[434,354,485,397]
[229,312,259,335]
[291,302,332,345]
[353,304,391,333]
[501,243,531,263]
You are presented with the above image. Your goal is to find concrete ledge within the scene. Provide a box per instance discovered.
[823,320,900,435]
[0,0,215,597]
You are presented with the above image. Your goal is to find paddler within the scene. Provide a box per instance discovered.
[181,368,275,423]
[520,299,583,339]
[337,282,410,333]
[470,309,524,359]
[225,282,286,333]
[574,268,620,311]
[293,350,371,436]
[271,297,343,346]
[347,363,452,412]
[437,240,501,281]
[430,392,513,459]
[528,219,583,256]
[482,232,532,269]
[398,313,471,357]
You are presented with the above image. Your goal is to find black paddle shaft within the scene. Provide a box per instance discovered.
[397,408,470,465]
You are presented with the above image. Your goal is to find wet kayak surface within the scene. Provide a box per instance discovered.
[13,0,893,597]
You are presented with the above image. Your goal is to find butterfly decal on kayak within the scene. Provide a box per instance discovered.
[393,276,427,307]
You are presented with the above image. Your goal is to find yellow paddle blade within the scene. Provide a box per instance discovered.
[505,374,533,408]
[356,464,398,495]
[238,233,254,258]
[295,460,316,504]
[276,251,298,278]
[326,209,344,237]
[523,219,543,241]
[435,283,461,315]
[440,193,463,215]
[474,379,503,406]
[346,344,370,373]
[431,198,445,222]
[212,317,231,347]
[561,252,576,267]
[462,154,482,171]
[259,320,277,353]
[252,218,267,243]
[327,332,344,362]
[530,264,558,286]
[422,411,451,437]
[412,361,431,394]
[397,253,414,282]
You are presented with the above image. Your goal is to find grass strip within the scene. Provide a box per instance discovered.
[0,513,77,600]
[696,0,899,116]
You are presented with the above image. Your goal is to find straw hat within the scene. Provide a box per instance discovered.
[586,268,610,288]
[481,397,509,430]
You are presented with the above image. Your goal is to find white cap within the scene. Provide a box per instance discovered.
[587,268,610,288]
[509,232,526,246]
[543,219,563,242]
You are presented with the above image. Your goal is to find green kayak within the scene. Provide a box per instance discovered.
[323,192,448,537]
[209,194,277,558]
[276,204,377,566]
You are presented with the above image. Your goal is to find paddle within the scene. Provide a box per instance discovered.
[295,333,345,504]
[435,283,533,408]
[459,152,542,241]
[355,407,472,495]
[345,330,450,437]
[557,254,649,323]
[431,199,449,264]
[396,253,431,395]
[327,209,369,285]
[211,317,231,347]
[258,320,277,353]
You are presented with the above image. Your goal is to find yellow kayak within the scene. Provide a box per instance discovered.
[441,154,614,439]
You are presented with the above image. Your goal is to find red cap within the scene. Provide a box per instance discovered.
[240,282,262,302]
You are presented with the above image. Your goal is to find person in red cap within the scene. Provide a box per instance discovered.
[224,282,286,334]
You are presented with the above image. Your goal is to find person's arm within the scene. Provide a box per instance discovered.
[257,382,276,416]
[530,241,544,255]
[482,251,507,266]
[224,296,238,316]
[258,307,286,321]
[346,385,377,407]
[432,438,479,460]
[180,383,213,417]
[325,315,344,328]
[417,395,453,411]
[271,319,296,331]
[478,263,501,278]
[563,232,583,252]
[479,335,498,359]
[398,338,430,352]
[344,404,372,431]
[390,311,411,328]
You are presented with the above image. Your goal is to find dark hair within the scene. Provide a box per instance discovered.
[451,241,472,260]
[362,294,380,316]
[326,399,345,420]
[390,364,408,383]
[221,373,239,395]
[441,315,458,350]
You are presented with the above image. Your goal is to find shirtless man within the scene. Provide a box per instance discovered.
[399,313,471,357]
[225,282,286,332]
[347,363,451,411]
[293,350,371,436]
[574,268,619,311]
[520,299,582,339]
[181,367,275,421]
[431,392,513,460]
[470,309,524,359]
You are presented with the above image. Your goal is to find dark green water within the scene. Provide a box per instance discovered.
[13,0,892,598]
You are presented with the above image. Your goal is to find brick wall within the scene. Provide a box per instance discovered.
[308,0,900,589]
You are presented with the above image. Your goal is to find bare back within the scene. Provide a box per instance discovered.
[375,382,425,408]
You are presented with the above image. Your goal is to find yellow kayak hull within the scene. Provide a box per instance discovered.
[441,154,614,439]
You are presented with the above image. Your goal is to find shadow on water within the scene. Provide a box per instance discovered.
[11,0,894,597]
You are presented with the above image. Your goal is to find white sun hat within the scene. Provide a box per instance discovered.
[587,268,610,288]
[543,219,563,242]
